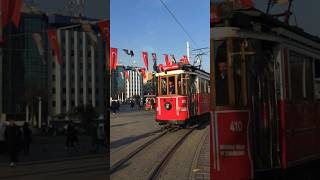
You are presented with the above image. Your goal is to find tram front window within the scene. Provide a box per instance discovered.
[160,77,167,95]
[168,76,176,94]
[215,41,229,105]
[214,39,249,106]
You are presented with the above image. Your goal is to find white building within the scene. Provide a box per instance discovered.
[48,15,107,120]
[126,69,143,100]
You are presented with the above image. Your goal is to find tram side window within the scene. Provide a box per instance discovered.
[160,77,167,95]
[289,51,314,100]
[315,60,320,99]
[168,76,176,95]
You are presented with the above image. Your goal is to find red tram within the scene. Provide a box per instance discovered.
[211,2,320,180]
[155,61,210,126]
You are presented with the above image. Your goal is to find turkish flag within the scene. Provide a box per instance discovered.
[180,55,190,64]
[110,47,118,70]
[47,29,63,65]
[125,71,129,80]
[240,0,254,7]
[140,68,146,80]
[98,20,110,49]
[2,0,13,27]
[142,52,149,70]
[11,0,22,28]
[164,54,170,66]
[2,0,22,28]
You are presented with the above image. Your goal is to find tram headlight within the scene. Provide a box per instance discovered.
[164,102,172,110]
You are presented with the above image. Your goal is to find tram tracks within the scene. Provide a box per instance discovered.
[109,125,181,174]
[148,127,195,180]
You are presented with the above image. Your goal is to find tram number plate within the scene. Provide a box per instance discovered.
[229,120,243,132]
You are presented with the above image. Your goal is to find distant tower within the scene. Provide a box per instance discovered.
[66,0,85,17]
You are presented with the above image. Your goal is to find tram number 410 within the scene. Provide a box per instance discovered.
[230,120,243,132]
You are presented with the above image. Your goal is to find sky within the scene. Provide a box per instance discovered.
[255,0,320,37]
[110,0,210,72]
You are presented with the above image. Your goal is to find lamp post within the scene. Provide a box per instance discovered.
[38,96,42,129]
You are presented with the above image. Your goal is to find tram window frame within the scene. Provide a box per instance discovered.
[158,75,177,96]
[214,39,248,107]
[314,60,320,99]
[288,51,314,100]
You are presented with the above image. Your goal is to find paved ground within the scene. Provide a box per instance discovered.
[0,134,107,179]
[110,108,210,180]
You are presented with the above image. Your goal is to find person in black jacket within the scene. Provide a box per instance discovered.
[5,119,22,167]
[22,122,32,156]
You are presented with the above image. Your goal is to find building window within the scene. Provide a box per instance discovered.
[71,100,75,106]
[52,75,56,81]
[87,51,91,58]
[52,101,56,107]
[71,88,75,94]
[52,61,55,69]
[80,88,83,94]
[96,100,99,106]
[88,88,92,94]
[95,88,99,94]
[63,88,66,94]
[62,100,66,106]
[71,50,75,57]
[52,88,56,94]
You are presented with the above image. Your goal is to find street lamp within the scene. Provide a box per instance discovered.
[38,96,42,129]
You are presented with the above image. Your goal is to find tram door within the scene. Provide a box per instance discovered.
[211,39,254,180]
[188,74,197,118]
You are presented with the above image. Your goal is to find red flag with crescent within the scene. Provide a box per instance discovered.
[164,54,170,66]
[140,68,146,79]
[125,70,129,80]
[98,20,110,49]
[142,52,149,70]
[110,48,118,70]
[240,0,254,7]
[11,0,22,28]
[47,29,63,65]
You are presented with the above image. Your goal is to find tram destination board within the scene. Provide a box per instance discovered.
[211,110,253,180]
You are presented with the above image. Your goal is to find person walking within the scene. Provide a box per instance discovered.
[5,119,22,167]
[130,100,134,109]
[22,122,32,156]
[0,119,7,154]
[111,100,117,114]
[65,121,75,151]
[116,100,120,113]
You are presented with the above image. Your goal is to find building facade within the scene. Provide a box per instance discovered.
[125,68,143,100]
[48,14,107,120]
[2,5,48,126]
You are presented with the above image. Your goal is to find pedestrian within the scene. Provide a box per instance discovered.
[130,101,134,109]
[22,122,32,156]
[96,125,106,152]
[0,119,7,154]
[65,121,75,151]
[5,119,22,167]
[111,100,117,114]
[116,100,120,113]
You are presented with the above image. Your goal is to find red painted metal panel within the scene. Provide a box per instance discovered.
[211,110,253,180]
[156,96,189,122]
[281,101,320,168]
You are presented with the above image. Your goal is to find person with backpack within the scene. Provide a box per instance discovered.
[5,119,22,167]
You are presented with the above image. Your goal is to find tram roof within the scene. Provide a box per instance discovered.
[155,64,209,78]
[212,7,320,46]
